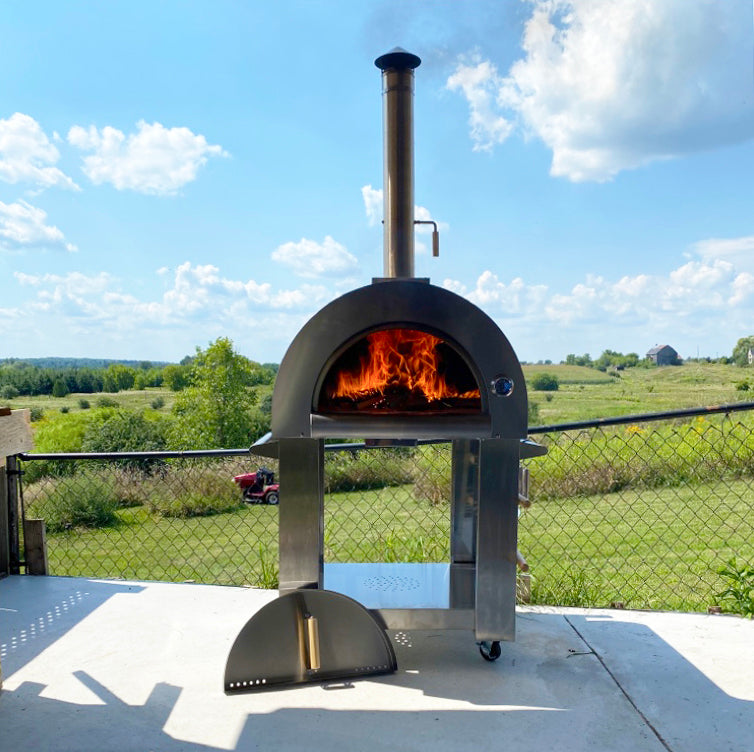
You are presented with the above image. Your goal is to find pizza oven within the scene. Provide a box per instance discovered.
[225,48,544,694]
[270,278,527,441]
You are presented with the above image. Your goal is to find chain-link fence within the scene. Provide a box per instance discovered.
[522,405,754,612]
[13,403,754,613]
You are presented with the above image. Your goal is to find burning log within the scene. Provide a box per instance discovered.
[318,328,481,414]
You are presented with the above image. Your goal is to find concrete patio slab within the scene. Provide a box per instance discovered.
[1,576,752,751]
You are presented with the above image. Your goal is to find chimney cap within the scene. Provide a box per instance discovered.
[375,48,421,71]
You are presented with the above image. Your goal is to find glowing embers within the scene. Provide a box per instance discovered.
[317,328,481,413]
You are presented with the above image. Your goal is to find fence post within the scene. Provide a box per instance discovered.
[6,455,21,575]
[0,460,9,578]
[0,409,34,577]
[24,518,48,575]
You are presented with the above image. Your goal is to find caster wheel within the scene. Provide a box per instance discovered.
[478,641,502,662]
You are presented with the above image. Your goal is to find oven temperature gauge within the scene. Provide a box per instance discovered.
[490,375,514,397]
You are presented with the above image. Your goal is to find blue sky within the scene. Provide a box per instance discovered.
[1,0,753,364]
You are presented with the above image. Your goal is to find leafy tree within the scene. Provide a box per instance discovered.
[162,364,191,391]
[170,337,259,449]
[75,368,102,393]
[564,353,593,367]
[52,378,69,398]
[593,349,641,371]
[134,367,164,390]
[0,384,19,399]
[732,336,754,367]
[102,364,136,392]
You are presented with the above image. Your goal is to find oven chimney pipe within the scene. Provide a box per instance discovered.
[375,48,421,279]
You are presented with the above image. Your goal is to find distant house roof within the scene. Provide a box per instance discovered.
[646,345,676,356]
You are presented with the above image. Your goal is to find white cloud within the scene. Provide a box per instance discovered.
[362,184,382,226]
[0,200,77,252]
[690,235,754,273]
[271,236,359,278]
[67,120,228,195]
[160,262,333,315]
[0,113,79,190]
[446,57,514,152]
[361,185,447,238]
[444,270,548,315]
[729,272,754,306]
[9,263,337,358]
[14,263,333,323]
[442,247,754,360]
[448,0,754,181]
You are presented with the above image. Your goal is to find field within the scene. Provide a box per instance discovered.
[9,387,178,414]
[6,362,751,431]
[523,362,751,424]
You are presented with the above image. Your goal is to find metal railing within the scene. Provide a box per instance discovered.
[11,402,754,613]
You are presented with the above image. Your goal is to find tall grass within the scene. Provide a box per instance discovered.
[529,415,754,500]
[324,448,415,493]
[144,466,242,518]
[24,474,119,532]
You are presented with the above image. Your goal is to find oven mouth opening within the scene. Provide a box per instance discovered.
[315,327,482,415]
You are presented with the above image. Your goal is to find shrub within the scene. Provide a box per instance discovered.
[30,407,45,421]
[145,467,241,518]
[82,409,170,474]
[324,449,415,493]
[60,406,70,414]
[735,380,750,392]
[24,474,118,532]
[78,398,91,409]
[150,396,165,410]
[96,396,119,408]
[530,372,559,391]
[82,409,168,453]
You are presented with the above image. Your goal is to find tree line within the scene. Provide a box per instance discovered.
[0,354,277,399]
[25,338,277,471]
[564,337,754,370]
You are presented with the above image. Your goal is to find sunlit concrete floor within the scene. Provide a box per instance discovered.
[1,575,752,752]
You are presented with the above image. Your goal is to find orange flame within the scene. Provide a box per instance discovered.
[327,329,480,404]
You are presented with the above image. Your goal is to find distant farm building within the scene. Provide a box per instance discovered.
[647,345,679,366]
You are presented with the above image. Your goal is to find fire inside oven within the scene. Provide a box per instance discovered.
[315,327,482,415]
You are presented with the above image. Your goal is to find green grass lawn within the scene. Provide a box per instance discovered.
[42,483,451,587]
[519,478,754,611]
[43,503,281,587]
[40,476,752,613]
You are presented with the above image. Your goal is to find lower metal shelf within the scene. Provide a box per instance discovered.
[323,562,475,630]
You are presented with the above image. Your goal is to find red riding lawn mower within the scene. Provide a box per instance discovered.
[233,467,279,505]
